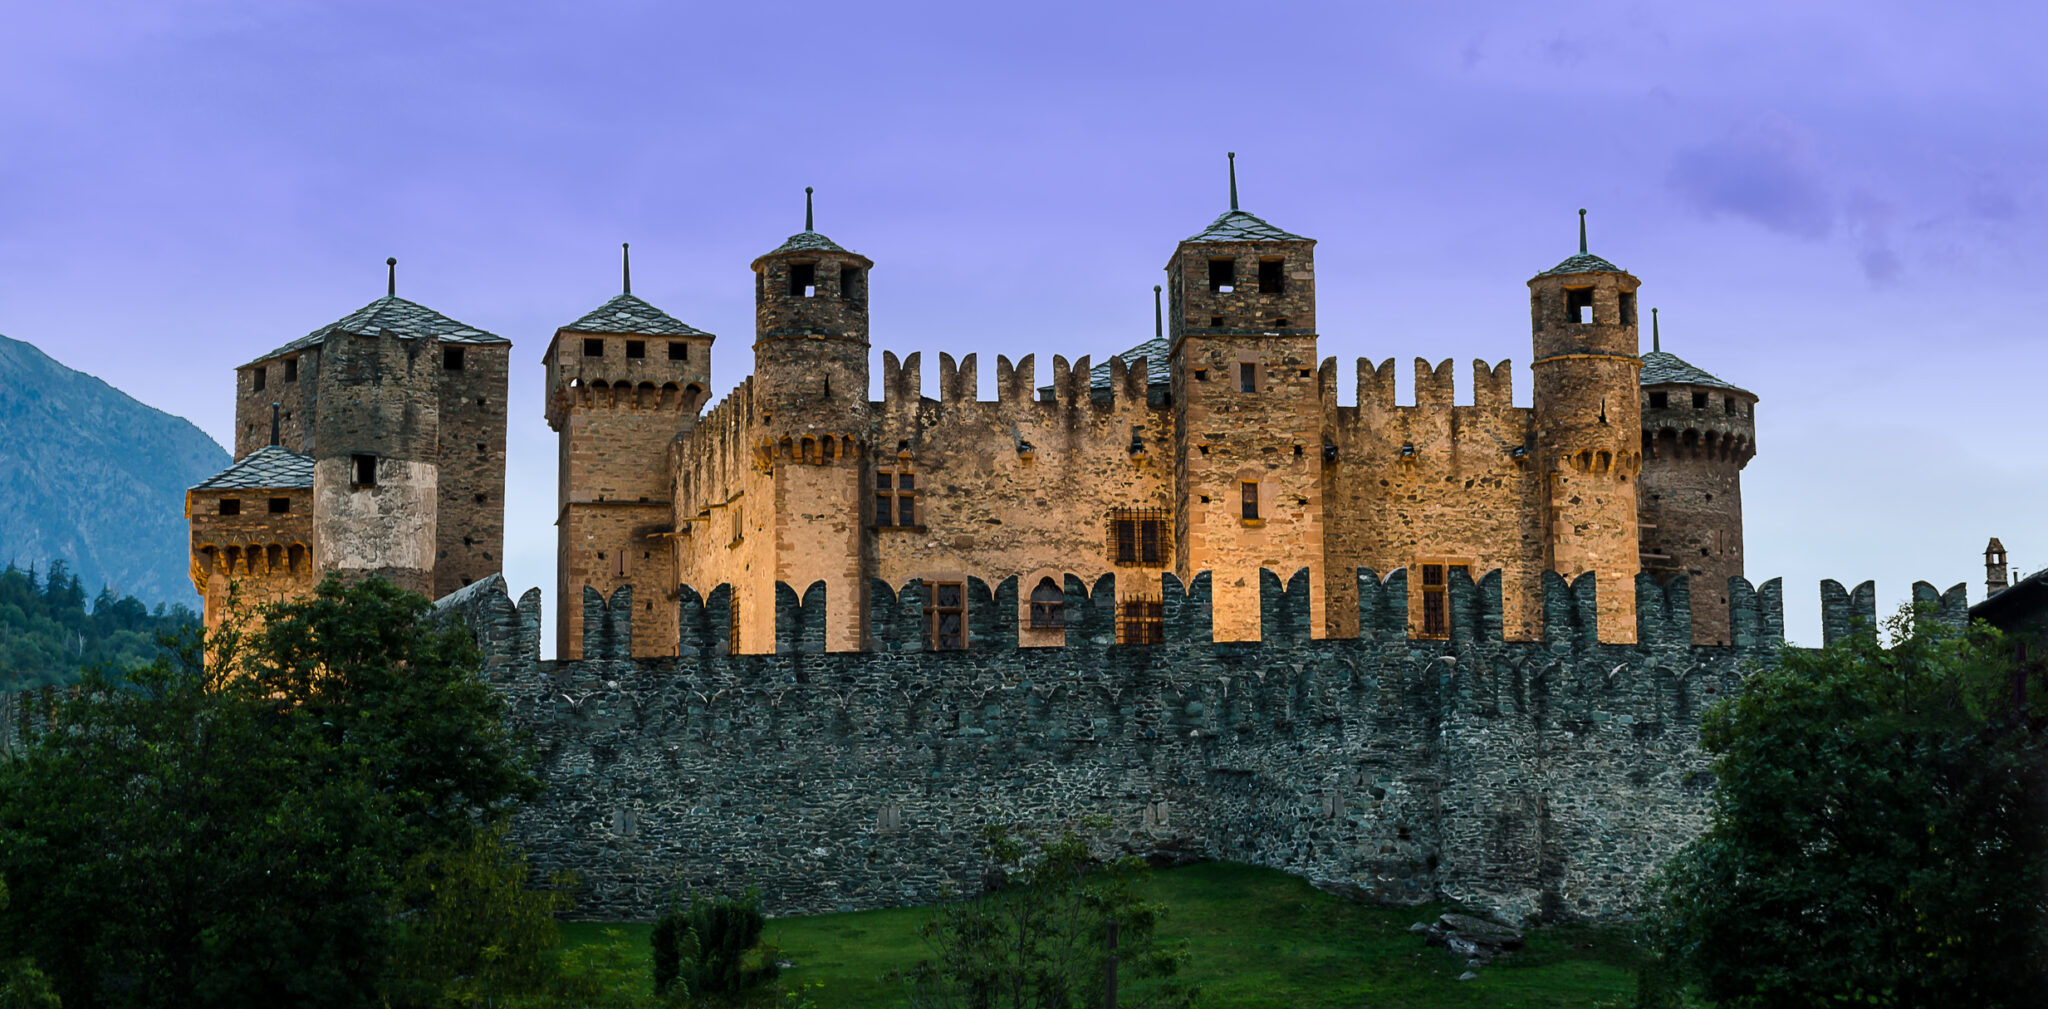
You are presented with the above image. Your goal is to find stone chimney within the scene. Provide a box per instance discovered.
[1986,537,2009,597]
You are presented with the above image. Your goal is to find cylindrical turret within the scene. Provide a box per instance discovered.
[1528,211,1642,642]
[1637,310,1756,645]
[751,188,874,442]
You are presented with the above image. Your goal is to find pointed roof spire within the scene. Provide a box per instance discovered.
[386,257,397,297]
[1578,208,1588,254]
[1153,285,1163,339]
[621,242,632,294]
[270,402,281,447]
[1651,307,1660,352]
[805,186,815,232]
[1228,152,1239,211]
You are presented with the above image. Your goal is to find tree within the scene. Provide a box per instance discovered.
[0,575,539,1009]
[652,890,780,1007]
[904,825,1195,1009]
[1645,608,2048,1007]
[386,824,577,1008]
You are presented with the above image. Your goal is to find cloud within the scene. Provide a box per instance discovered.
[1967,175,2019,222]
[1666,118,1833,240]
[1845,190,1901,286]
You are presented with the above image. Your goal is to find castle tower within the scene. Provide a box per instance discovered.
[1986,537,2009,597]
[1528,212,1642,642]
[745,189,874,652]
[308,261,445,596]
[546,245,715,659]
[1167,154,1324,640]
[1638,309,1757,645]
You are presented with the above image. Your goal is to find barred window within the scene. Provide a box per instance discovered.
[876,466,917,527]
[1118,596,1163,646]
[1241,481,1260,521]
[925,581,965,651]
[1110,508,1167,567]
[1029,578,1065,629]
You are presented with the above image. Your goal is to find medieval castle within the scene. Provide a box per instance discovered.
[176,164,1808,921]
[189,161,1757,655]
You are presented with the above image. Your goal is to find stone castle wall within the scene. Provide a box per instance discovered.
[435,568,1960,925]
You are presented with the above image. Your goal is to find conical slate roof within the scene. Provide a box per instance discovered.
[1183,209,1309,243]
[559,293,709,337]
[1640,351,1750,395]
[244,295,505,367]
[1539,251,1627,276]
[191,445,314,491]
[763,230,854,256]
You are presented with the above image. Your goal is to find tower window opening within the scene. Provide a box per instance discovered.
[1565,288,1595,324]
[268,497,290,514]
[1118,595,1164,646]
[1241,481,1260,521]
[1258,259,1285,294]
[1692,391,1708,409]
[1209,316,1224,327]
[444,347,465,370]
[841,267,863,300]
[790,263,816,297]
[582,338,604,357]
[924,581,966,651]
[1723,396,1735,414]
[1111,508,1167,566]
[1029,578,1065,629]
[1239,362,1257,393]
[1619,291,1637,326]
[283,358,298,382]
[668,341,688,361]
[1649,391,1668,409]
[626,340,645,359]
[1208,258,1236,293]
[1275,318,1290,328]
[1194,368,1208,382]
[251,367,266,392]
[219,498,241,516]
[1418,564,1466,640]
[352,454,377,487]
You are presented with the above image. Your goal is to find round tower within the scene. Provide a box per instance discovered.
[1637,308,1757,645]
[745,189,874,653]
[750,187,874,443]
[1528,211,1643,642]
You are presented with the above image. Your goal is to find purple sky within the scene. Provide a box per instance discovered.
[5,1,2044,650]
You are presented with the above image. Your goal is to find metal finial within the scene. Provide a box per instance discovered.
[805,187,814,232]
[1228,152,1239,211]
[270,402,280,447]
[386,257,397,297]
[1153,285,1163,340]
[1651,307,1660,352]
[1577,209,1587,254]
[622,242,632,294]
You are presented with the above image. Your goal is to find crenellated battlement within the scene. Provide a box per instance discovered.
[438,569,1935,923]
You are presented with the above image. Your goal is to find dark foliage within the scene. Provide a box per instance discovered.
[652,890,779,1006]
[1646,609,2048,1008]
[0,561,198,689]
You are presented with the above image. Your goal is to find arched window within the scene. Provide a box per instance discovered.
[1029,578,1064,629]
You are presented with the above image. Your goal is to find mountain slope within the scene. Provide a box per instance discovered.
[0,334,229,608]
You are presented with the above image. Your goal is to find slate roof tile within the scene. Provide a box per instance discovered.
[191,445,314,491]
[1539,252,1628,276]
[1184,210,1310,243]
[1640,351,1750,394]
[559,294,710,337]
[764,230,854,256]
[244,296,505,366]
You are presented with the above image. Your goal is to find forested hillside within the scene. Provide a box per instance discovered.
[0,561,197,689]
[0,333,229,609]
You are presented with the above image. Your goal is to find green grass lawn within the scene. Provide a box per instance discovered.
[560,862,1644,1008]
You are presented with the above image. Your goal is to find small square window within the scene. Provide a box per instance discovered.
[268,497,290,514]
[626,340,645,359]
[1240,362,1257,393]
[352,454,377,486]
[283,358,298,382]
[251,367,266,392]
[1566,288,1595,324]
[582,338,604,357]
[1692,391,1709,409]
[668,342,688,361]
[219,498,241,516]
[1649,391,1668,409]
[1194,368,1208,382]
[789,263,816,297]
[1258,259,1284,294]
[1618,291,1637,326]
[1209,316,1224,327]
[443,347,464,370]
[841,267,863,299]
[1723,396,1735,415]
[1208,258,1236,293]
[1241,481,1259,521]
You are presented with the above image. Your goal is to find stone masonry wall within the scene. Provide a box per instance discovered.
[432,568,1968,926]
